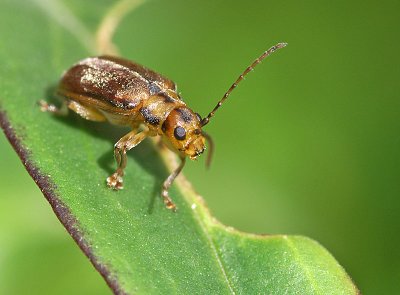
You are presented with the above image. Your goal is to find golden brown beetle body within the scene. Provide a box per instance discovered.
[58,56,206,158]
[40,43,286,211]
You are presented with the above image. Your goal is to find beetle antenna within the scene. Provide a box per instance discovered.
[201,42,287,126]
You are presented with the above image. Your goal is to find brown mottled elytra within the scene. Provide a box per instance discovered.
[40,43,287,211]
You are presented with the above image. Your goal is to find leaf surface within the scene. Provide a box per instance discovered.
[0,0,358,294]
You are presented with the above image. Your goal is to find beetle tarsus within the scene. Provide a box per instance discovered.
[38,100,68,115]
[106,172,124,190]
[161,190,177,211]
[38,100,50,112]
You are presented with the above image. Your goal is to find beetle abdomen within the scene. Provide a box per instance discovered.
[59,57,152,110]
[101,56,177,91]
[57,56,186,129]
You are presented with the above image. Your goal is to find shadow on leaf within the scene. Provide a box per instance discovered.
[43,85,170,214]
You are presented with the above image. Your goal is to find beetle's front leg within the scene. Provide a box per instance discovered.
[161,156,186,211]
[106,129,148,190]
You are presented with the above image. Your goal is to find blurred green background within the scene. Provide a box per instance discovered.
[1,0,399,294]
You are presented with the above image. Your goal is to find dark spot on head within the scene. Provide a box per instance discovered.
[174,126,186,140]
[140,107,160,126]
[176,108,192,123]
[148,83,161,95]
[161,121,167,133]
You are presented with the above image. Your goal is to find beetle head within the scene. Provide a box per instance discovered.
[162,107,205,160]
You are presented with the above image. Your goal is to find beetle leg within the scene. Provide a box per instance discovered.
[106,129,148,190]
[38,100,69,116]
[39,100,106,122]
[67,101,106,121]
[161,156,186,211]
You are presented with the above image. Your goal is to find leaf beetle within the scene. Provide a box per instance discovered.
[40,43,287,211]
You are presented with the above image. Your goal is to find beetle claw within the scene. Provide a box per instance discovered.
[165,200,177,212]
[106,173,124,190]
[161,190,177,211]
[38,100,49,112]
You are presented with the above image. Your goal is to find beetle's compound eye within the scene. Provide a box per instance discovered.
[174,126,186,140]
[195,113,202,122]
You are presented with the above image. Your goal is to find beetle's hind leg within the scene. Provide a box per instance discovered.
[106,128,148,190]
[40,99,106,122]
[67,101,106,121]
[39,99,69,116]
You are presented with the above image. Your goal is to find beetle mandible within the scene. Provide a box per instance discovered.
[40,43,287,211]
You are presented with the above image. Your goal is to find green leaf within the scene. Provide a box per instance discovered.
[0,0,359,294]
